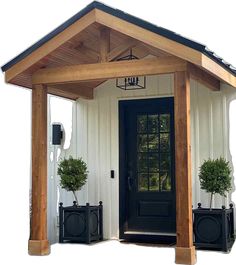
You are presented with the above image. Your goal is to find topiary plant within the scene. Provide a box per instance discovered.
[199,157,232,210]
[57,156,88,205]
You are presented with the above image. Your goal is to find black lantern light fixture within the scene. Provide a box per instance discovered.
[116,49,146,90]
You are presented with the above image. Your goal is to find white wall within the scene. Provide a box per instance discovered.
[190,81,236,209]
[48,75,236,243]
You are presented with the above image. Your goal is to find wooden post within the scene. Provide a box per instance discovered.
[174,71,196,265]
[28,84,49,255]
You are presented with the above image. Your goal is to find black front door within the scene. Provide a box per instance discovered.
[119,98,176,241]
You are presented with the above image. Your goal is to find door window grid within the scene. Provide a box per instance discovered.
[137,114,171,192]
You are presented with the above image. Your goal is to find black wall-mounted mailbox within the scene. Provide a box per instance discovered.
[52,124,63,145]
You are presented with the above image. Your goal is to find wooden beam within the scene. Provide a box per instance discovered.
[100,27,110,62]
[187,63,220,91]
[95,9,202,65]
[174,71,196,265]
[107,38,137,61]
[140,43,170,57]
[48,83,94,100]
[32,57,186,85]
[202,54,236,88]
[28,84,49,255]
[95,8,236,88]
[5,10,96,83]
[47,87,79,100]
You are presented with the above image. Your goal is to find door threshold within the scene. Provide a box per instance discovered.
[124,231,176,236]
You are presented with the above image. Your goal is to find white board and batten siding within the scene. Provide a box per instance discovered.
[48,74,236,243]
[190,81,236,209]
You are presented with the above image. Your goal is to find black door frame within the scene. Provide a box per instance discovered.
[119,97,176,243]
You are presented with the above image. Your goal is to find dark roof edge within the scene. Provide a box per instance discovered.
[2,1,236,77]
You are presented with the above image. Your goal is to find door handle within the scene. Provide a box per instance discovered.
[128,176,133,191]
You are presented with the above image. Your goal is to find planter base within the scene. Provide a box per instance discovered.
[59,201,103,244]
[28,240,50,255]
[175,246,196,265]
[193,205,235,252]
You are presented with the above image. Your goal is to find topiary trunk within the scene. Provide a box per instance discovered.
[72,191,79,205]
[210,192,213,210]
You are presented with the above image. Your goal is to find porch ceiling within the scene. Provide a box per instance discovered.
[6,22,172,100]
[2,1,236,100]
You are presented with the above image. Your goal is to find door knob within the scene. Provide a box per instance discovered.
[128,176,133,191]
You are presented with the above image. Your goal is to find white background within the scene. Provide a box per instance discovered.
[0,0,236,264]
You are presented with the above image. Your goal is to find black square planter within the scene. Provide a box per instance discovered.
[193,203,235,252]
[59,201,103,244]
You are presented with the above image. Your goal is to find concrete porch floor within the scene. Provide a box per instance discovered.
[24,240,235,265]
[52,240,235,264]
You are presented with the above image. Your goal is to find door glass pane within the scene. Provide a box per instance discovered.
[139,173,148,191]
[160,153,170,171]
[137,115,147,133]
[160,171,171,191]
[148,115,158,133]
[160,114,170,132]
[148,153,159,172]
[160,133,170,152]
[138,134,148,152]
[138,153,148,172]
[137,112,171,193]
[148,134,159,151]
[149,173,159,191]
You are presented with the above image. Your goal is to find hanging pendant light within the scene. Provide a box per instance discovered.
[116,49,146,90]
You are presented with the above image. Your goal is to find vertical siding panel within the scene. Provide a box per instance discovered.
[212,93,224,158]
[212,92,224,208]
[190,80,197,207]
[145,76,156,96]
[190,81,195,206]
[194,88,200,205]
[94,100,100,204]
[83,101,89,204]
[47,96,57,243]
[190,80,200,207]
[77,100,88,205]
[98,96,111,239]
[208,96,214,159]
[157,74,172,95]
[87,102,97,204]
[197,84,210,207]
[110,95,119,238]
[208,92,214,207]
[222,95,229,206]
[170,74,174,94]
[107,97,112,238]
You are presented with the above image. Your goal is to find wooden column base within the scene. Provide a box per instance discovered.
[28,240,50,256]
[175,246,196,265]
